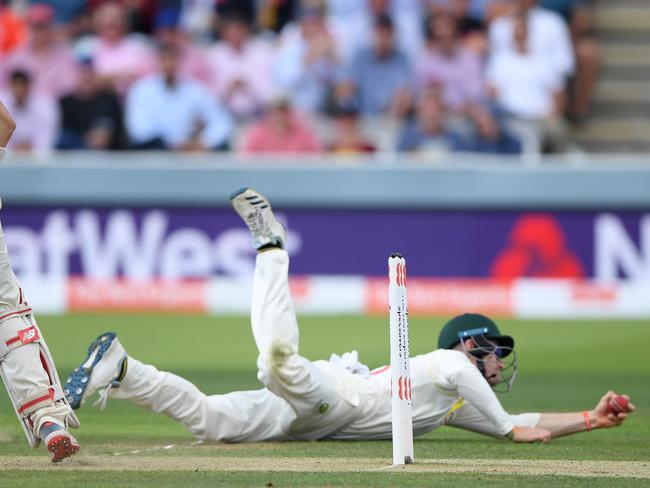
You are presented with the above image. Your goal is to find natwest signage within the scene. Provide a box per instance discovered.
[2,207,649,282]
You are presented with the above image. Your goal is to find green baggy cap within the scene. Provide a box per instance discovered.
[438,313,514,351]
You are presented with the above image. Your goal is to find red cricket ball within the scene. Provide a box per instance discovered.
[606,395,630,414]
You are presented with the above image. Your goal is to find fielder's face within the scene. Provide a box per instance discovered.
[463,338,505,387]
[481,348,504,387]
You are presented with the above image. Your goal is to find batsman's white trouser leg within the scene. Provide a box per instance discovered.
[0,222,20,310]
[0,222,77,445]
[251,250,357,439]
[111,356,287,442]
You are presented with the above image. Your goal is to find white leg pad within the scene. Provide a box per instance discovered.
[0,311,80,447]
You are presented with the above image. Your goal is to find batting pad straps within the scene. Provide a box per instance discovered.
[0,316,38,360]
[18,388,55,416]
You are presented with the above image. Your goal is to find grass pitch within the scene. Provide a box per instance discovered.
[1,314,649,487]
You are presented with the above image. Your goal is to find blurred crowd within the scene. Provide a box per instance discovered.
[0,0,600,157]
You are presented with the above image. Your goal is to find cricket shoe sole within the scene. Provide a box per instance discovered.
[65,332,127,410]
[40,423,80,463]
[46,432,80,463]
[230,187,287,250]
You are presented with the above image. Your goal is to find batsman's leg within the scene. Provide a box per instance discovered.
[0,218,79,462]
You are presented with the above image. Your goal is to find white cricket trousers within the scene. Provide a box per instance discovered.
[112,250,359,442]
[0,221,71,435]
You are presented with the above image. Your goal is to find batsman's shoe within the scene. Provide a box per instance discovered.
[39,421,80,463]
[231,187,287,250]
[65,332,128,410]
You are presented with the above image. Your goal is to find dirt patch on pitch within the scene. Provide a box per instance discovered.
[1,456,648,478]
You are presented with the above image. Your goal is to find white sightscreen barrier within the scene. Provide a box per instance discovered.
[388,253,414,465]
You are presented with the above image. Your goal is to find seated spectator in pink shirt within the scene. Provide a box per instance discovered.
[89,2,156,94]
[239,97,322,154]
[1,4,79,98]
[206,12,273,120]
[0,70,59,154]
[416,14,485,114]
[153,8,211,85]
[58,58,125,150]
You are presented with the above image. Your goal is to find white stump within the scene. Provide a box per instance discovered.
[388,253,414,465]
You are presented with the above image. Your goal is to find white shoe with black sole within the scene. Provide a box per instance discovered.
[230,188,287,250]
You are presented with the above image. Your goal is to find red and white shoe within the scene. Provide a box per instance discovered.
[40,422,80,463]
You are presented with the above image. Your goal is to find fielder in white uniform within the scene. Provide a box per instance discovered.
[0,100,80,462]
[68,188,634,443]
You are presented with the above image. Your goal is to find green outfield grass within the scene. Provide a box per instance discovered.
[1,314,649,487]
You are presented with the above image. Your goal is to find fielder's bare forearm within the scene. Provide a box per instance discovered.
[0,100,16,147]
[536,392,635,438]
[535,412,593,438]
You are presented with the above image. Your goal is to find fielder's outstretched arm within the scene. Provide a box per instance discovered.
[535,391,635,439]
[0,99,16,148]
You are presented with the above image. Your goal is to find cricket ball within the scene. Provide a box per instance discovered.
[606,395,630,414]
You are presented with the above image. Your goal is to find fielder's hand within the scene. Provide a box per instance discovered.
[510,426,552,443]
[591,391,635,429]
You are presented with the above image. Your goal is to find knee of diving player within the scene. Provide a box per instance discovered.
[256,339,301,388]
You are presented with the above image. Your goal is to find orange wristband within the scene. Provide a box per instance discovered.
[582,411,591,431]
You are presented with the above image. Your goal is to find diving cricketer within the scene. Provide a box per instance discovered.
[67,188,634,443]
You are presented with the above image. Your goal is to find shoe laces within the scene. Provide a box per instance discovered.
[93,379,121,410]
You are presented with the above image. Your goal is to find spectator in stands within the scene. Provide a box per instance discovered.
[239,96,322,153]
[32,0,86,25]
[1,4,79,98]
[337,13,411,118]
[257,0,299,33]
[540,0,601,122]
[207,12,273,120]
[86,0,158,35]
[153,7,211,85]
[0,69,59,153]
[58,58,124,150]
[416,14,485,114]
[89,2,156,94]
[0,4,27,55]
[486,15,567,153]
[396,86,460,153]
[125,44,232,151]
[274,5,340,114]
[455,105,522,154]
[214,0,256,26]
[328,98,376,154]
[489,0,574,81]
[327,0,424,63]
[427,0,488,55]
[176,0,217,41]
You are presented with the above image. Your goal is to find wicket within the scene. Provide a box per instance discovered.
[388,253,414,465]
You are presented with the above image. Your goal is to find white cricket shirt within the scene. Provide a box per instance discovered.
[330,349,515,439]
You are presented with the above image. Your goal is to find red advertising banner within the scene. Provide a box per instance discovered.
[366,278,514,316]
